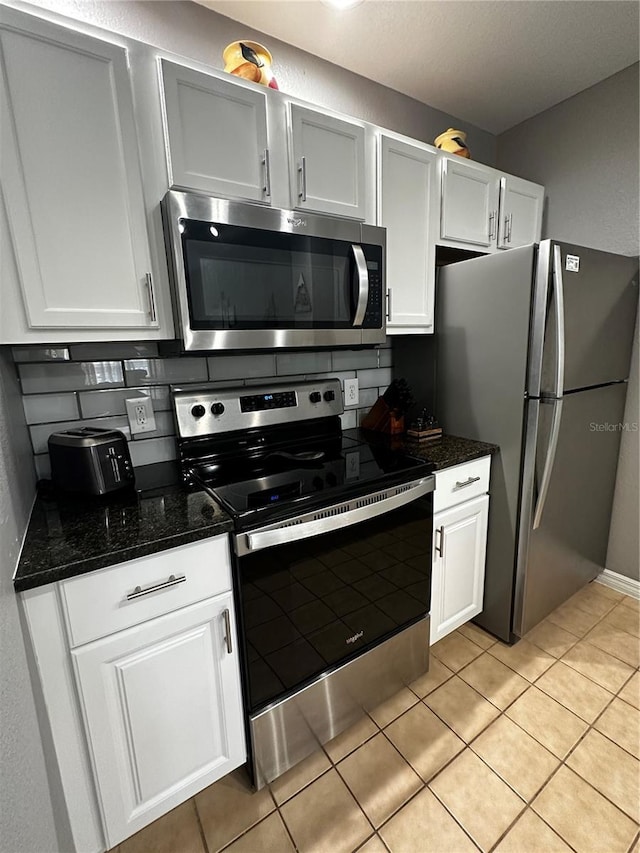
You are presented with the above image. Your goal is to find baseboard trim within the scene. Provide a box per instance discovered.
[595,570,640,600]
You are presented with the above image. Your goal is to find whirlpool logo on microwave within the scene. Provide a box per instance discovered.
[287,217,307,227]
[346,630,364,645]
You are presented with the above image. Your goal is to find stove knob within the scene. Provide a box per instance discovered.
[312,476,324,490]
[326,472,337,487]
[211,402,225,416]
[309,391,321,404]
[323,390,336,402]
[191,404,206,419]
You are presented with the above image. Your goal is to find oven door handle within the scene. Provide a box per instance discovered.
[351,244,369,327]
[239,477,434,555]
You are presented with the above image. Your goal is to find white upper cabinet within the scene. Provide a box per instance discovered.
[160,60,271,203]
[497,175,544,249]
[378,134,437,333]
[0,8,158,332]
[440,158,500,248]
[290,103,366,219]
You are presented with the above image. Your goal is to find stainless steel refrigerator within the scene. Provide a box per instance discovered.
[436,240,638,642]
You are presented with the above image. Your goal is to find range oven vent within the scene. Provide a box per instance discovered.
[354,491,390,509]
[311,503,350,522]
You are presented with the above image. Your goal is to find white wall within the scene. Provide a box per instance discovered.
[0,348,59,853]
[498,63,640,582]
[17,0,496,165]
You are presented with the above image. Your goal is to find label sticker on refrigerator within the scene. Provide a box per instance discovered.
[566,255,580,272]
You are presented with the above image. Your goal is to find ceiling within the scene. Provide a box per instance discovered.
[196,0,639,134]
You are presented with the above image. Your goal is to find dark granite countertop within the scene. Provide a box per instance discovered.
[346,428,498,470]
[14,434,496,593]
[14,468,233,592]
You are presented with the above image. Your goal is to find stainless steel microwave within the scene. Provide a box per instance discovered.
[161,190,386,351]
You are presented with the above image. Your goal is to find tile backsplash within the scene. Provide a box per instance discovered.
[9,342,393,480]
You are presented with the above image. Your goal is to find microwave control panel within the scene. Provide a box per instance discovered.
[364,269,383,327]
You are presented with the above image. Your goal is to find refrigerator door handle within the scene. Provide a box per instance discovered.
[532,399,563,529]
[552,245,566,397]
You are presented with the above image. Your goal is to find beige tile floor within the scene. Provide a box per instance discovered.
[112,581,640,853]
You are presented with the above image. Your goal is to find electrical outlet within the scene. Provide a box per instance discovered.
[344,378,359,407]
[125,397,156,435]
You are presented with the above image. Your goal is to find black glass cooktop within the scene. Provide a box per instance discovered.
[186,430,433,526]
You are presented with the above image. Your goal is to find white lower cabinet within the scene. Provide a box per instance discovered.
[431,458,490,644]
[20,534,246,853]
[74,594,245,848]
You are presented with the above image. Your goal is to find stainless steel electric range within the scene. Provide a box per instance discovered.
[172,378,435,788]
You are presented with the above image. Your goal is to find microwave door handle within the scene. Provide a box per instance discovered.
[351,244,369,326]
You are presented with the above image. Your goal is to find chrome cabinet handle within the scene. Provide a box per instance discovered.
[489,210,496,240]
[262,148,271,198]
[454,476,481,490]
[223,608,233,654]
[351,244,369,327]
[298,156,307,201]
[434,526,444,558]
[145,272,157,323]
[126,573,186,600]
[386,288,392,321]
[504,213,513,243]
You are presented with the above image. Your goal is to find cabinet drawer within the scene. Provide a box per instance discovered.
[434,456,491,512]
[60,535,231,647]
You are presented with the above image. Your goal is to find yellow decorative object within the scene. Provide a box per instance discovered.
[223,41,278,89]
[434,128,471,159]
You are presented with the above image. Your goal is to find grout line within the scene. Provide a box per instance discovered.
[191,797,210,853]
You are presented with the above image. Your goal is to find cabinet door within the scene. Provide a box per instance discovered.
[379,135,437,332]
[290,103,366,219]
[0,8,156,329]
[497,175,544,249]
[160,60,270,202]
[440,158,499,248]
[431,495,489,644]
[73,593,245,848]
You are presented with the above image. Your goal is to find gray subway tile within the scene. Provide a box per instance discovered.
[276,352,331,376]
[128,436,177,468]
[356,387,379,410]
[11,346,70,363]
[69,342,159,361]
[331,349,379,371]
[306,371,355,387]
[30,417,131,454]
[132,411,175,440]
[208,354,277,381]
[378,348,393,368]
[245,374,301,386]
[18,362,124,394]
[340,410,357,429]
[356,367,392,389]
[123,358,207,386]
[78,386,171,418]
[34,454,51,480]
[22,393,79,425]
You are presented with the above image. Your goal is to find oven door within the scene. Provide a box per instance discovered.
[162,192,385,350]
[233,477,434,715]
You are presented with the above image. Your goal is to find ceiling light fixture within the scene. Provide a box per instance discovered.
[322,0,365,10]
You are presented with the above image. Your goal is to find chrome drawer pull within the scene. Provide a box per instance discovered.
[223,608,233,654]
[126,574,186,600]
[454,476,481,490]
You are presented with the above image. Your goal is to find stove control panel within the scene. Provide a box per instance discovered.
[241,391,296,412]
[172,379,344,439]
